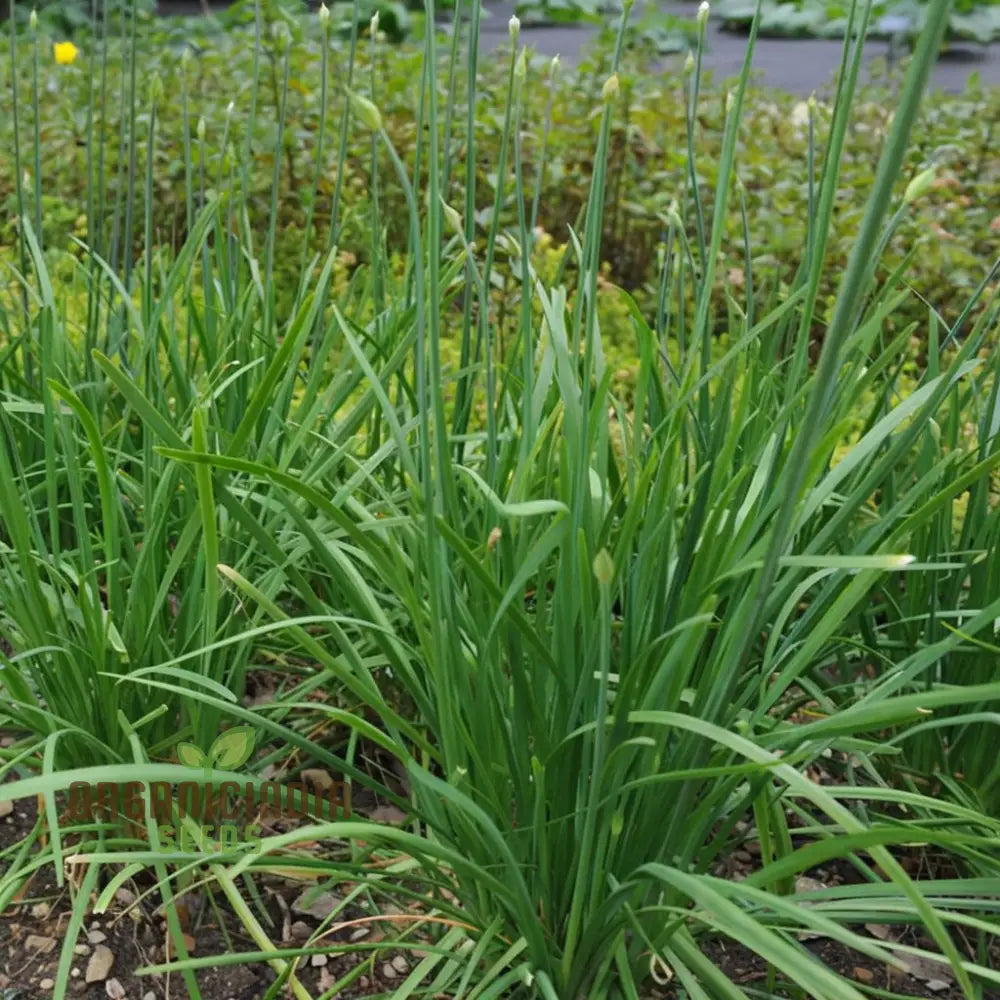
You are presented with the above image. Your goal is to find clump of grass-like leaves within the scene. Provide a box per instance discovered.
[2,0,1000,997]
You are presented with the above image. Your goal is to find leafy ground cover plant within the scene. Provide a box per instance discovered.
[1,0,1000,997]
[714,0,1000,41]
[2,8,998,343]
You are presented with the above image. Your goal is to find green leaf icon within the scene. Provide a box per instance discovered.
[177,742,206,769]
[209,726,256,770]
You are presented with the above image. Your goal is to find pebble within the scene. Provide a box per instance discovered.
[25,934,57,953]
[85,944,115,983]
[40,979,54,990]
[289,920,312,941]
[382,961,398,980]
[349,927,370,941]
[391,955,409,974]
[310,953,328,967]
[31,902,51,919]
[74,943,91,955]
[853,967,875,983]
[88,930,108,944]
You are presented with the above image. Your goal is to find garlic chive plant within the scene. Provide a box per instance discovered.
[2,0,1000,997]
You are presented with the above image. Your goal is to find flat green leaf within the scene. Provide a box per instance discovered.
[176,742,206,770]
[209,726,257,770]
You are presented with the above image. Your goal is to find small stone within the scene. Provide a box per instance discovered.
[106,978,126,1000]
[349,927,370,941]
[382,961,398,979]
[70,968,80,978]
[40,979,54,990]
[88,930,108,944]
[310,953,328,967]
[114,887,136,906]
[74,943,91,955]
[31,902,51,919]
[853,967,875,984]
[391,954,409,974]
[734,850,752,863]
[926,981,950,993]
[26,934,57,954]
[0,800,13,818]
[289,920,311,941]
[143,993,156,1000]
[291,889,341,919]
[70,981,86,995]
[85,944,115,982]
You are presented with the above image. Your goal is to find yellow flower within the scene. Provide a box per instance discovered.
[53,41,80,65]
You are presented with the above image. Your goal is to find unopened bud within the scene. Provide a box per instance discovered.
[370,10,379,35]
[441,198,463,237]
[697,1,710,24]
[508,14,520,39]
[348,90,382,131]
[29,8,37,31]
[684,50,694,74]
[226,100,235,118]
[807,92,817,114]
[318,1,330,26]
[602,72,619,103]
[514,46,527,81]
[148,73,163,106]
[725,89,735,114]
[549,54,560,78]
[903,167,936,205]
[593,548,614,584]
[196,116,206,142]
